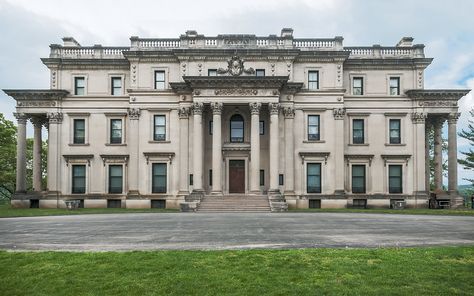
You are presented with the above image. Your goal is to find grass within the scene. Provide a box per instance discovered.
[0,202,178,218]
[290,208,474,216]
[0,247,473,295]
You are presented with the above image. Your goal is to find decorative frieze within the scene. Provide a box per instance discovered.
[418,101,457,107]
[192,102,204,115]
[333,108,345,120]
[269,103,280,115]
[178,106,190,119]
[214,89,258,96]
[282,106,295,119]
[210,102,223,115]
[17,101,57,107]
[47,112,63,124]
[249,102,261,115]
[411,112,427,124]
[128,108,141,120]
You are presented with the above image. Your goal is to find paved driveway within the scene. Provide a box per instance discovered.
[0,213,473,251]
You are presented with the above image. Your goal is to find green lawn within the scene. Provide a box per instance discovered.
[1,247,473,295]
[290,208,474,216]
[0,203,178,218]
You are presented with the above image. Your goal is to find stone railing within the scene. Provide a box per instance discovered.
[344,45,425,58]
[49,45,129,59]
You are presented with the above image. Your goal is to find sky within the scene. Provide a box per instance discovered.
[0,0,473,184]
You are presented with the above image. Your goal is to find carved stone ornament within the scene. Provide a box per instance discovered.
[333,108,345,120]
[214,89,258,96]
[13,112,29,124]
[128,108,141,120]
[17,101,56,107]
[210,102,223,115]
[30,116,48,127]
[47,112,63,124]
[249,102,261,115]
[217,56,255,76]
[418,101,457,107]
[269,103,280,115]
[192,102,204,115]
[411,112,426,124]
[178,106,190,119]
[448,112,461,124]
[282,106,295,119]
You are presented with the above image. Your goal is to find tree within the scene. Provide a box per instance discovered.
[458,108,474,187]
[0,114,17,200]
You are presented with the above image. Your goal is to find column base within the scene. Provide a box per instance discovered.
[186,189,205,202]
[449,191,464,208]
[177,190,190,197]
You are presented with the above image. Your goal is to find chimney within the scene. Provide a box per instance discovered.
[62,37,81,47]
[281,28,294,38]
[396,37,414,47]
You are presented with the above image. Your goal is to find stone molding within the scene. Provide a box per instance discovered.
[217,56,255,76]
[214,89,258,96]
[282,106,295,119]
[128,108,141,120]
[269,103,280,115]
[210,102,223,115]
[13,112,28,124]
[411,112,427,124]
[192,102,204,115]
[178,106,191,119]
[47,112,63,124]
[333,108,345,120]
[249,102,261,115]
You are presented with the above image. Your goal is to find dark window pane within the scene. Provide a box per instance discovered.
[259,121,264,135]
[353,77,363,95]
[352,165,366,193]
[111,77,122,95]
[389,165,403,193]
[353,119,364,144]
[230,114,244,143]
[73,119,85,144]
[154,115,166,141]
[208,69,217,76]
[152,163,167,193]
[308,115,320,141]
[256,69,265,77]
[307,163,321,193]
[110,119,122,144]
[389,119,401,144]
[308,71,319,90]
[260,170,264,186]
[155,71,165,89]
[74,77,85,95]
[109,165,123,193]
[72,165,86,194]
[389,77,400,95]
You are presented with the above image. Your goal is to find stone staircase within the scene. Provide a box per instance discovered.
[197,195,271,212]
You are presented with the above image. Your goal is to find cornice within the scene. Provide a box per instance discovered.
[41,58,130,70]
[171,76,292,92]
[344,58,433,70]
[3,89,69,101]
[406,89,470,100]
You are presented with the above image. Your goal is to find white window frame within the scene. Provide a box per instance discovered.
[150,112,170,142]
[105,113,127,145]
[384,114,406,146]
[387,74,402,96]
[303,111,325,142]
[109,74,125,96]
[72,74,88,96]
[152,68,168,90]
[348,114,369,145]
[306,68,321,90]
[68,113,90,146]
[384,160,407,195]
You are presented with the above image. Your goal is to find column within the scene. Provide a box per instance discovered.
[433,117,444,191]
[211,102,223,194]
[283,106,295,195]
[31,117,44,192]
[447,112,460,194]
[46,112,63,194]
[333,108,345,195]
[178,106,190,195]
[192,103,204,192]
[412,112,427,197]
[269,103,280,193]
[127,108,140,196]
[14,113,28,193]
[425,121,431,193]
[249,102,261,193]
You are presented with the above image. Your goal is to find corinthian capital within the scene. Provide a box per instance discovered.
[178,106,190,119]
[13,113,28,124]
[47,112,63,124]
[447,112,460,124]
[210,102,223,115]
[192,102,203,115]
[269,103,280,115]
[411,112,426,124]
[282,106,295,119]
[128,108,141,120]
[333,108,345,120]
[249,102,261,115]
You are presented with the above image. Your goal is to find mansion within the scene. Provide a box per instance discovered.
[3,28,469,210]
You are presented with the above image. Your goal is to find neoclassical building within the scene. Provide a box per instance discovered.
[3,29,469,210]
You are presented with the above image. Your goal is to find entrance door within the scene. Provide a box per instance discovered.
[229,160,245,193]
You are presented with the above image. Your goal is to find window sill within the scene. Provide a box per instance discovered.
[348,143,369,146]
[303,140,325,143]
[148,140,171,144]
[105,143,127,146]
[69,143,90,146]
[385,143,406,146]
[150,193,168,195]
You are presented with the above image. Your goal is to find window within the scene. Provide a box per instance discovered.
[108,165,123,194]
[353,77,363,95]
[152,163,167,193]
[30,199,39,208]
[352,165,366,193]
[389,77,400,95]
[153,115,166,141]
[230,114,244,142]
[352,199,367,209]
[308,71,319,90]
[389,119,401,144]
[74,77,85,95]
[110,119,122,144]
[72,165,86,194]
[151,200,166,208]
[73,119,85,144]
[208,69,217,76]
[256,69,265,77]
[389,165,403,193]
[154,71,165,90]
[352,119,364,144]
[107,200,121,208]
[209,121,213,135]
[209,170,212,186]
[259,121,264,135]
[307,163,321,193]
[279,174,284,186]
[111,77,122,96]
[308,115,320,141]
[260,170,264,186]
[309,199,321,208]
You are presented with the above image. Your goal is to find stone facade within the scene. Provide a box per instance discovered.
[3,29,470,210]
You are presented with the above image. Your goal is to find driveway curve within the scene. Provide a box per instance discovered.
[0,212,473,251]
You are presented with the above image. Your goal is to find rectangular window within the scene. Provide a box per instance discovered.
[190,174,193,186]
[110,119,122,144]
[151,200,166,208]
[352,199,367,209]
[352,119,364,144]
[209,121,213,135]
[260,170,264,186]
[73,119,85,144]
[279,174,284,186]
[352,165,366,193]
[208,69,217,76]
[107,199,121,208]
[108,165,123,194]
[153,115,166,141]
[74,77,85,95]
[111,77,122,96]
[209,170,212,186]
[259,121,264,135]
[256,69,265,77]
[308,115,320,141]
[154,70,165,90]
[389,165,403,193]
[309,199,321,209]
[389,77,400,95]
[389,119,401,144]
[307,163,321,193]
[152,163,167,193]
[72,165,86,194]
[308,71,319,90]
[353,77,363,95]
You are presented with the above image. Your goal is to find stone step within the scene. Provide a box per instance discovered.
[197,194,271,212]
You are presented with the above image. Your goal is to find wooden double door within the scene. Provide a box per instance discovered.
[229,160,245,193]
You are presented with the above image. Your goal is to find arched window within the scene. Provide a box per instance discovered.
[230,114,244,142]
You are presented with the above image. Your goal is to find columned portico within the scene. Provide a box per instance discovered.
[249,102,261,194]
[211,102,223,194]
[14,113,28,193]
[31,117,44,192]
[433,117,444,191]
[178,106,191,196]
[447,113,460,196]
[268,103,280,194]
[192,102,204,193]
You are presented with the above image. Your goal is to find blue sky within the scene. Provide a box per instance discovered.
[0,0,473,184]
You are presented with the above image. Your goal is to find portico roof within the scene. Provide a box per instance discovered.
[406,89,470,100]
[3,89,69,101]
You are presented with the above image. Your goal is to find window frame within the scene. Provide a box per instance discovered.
[111,77,123,96]
[351,164,366,194]
[307,115,320,141]
[74,76,86,96]
[389,119,401,144]
[208,69,217,76]
[259,120,265,135]
[389,77,400,95]
[154,70,166,90]
[307,163,322,194]
[230,114,244,143]
[108,164,123,194]
[73,119,86,144]
[352,77,364,95]
[71,164,86,194]
[153,115,167,142]
[308,70,319,90]
[256,69,265,77]
[352,119,365,144]
[388,164,403,194]
[109,118,123,144]
[151,163,167,194]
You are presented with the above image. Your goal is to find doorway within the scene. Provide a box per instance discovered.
[229,160,245,193]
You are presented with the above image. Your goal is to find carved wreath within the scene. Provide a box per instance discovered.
[217,56,255,76]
